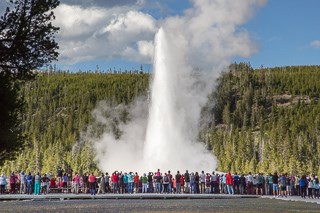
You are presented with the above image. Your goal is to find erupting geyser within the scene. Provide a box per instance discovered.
[143,28,217,172]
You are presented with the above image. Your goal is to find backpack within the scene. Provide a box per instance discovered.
[164,176,169,183]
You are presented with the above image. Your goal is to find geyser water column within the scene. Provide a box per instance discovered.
[143,28,217,172]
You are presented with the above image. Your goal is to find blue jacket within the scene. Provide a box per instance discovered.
[299,178,307,187]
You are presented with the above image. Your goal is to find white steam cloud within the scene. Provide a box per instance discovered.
[83,0,266,174]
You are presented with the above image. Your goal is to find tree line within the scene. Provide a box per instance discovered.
[1,64,320,177]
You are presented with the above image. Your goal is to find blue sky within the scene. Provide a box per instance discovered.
[239,0,320,68]
[47,0,320,71]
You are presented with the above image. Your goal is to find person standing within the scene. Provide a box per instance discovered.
[26,172,33,195]
[9,172,16,194]
[147,172,153,193]
[190,172,195,194]
[34,172,41,195]
[272,172,279,197]
[82,173,88,194]
[184,170,190,193]
[200,171,205,194]
[88,172,96,195]
[167,171,173,194]
[300,175,307,198]
[105,172,110,193]
[73,172,80,194]
[162,173,169,193]
[226,172,234,195]
[313,176,319,199]
[128,172,134,194]
[97,173,105,194]
[247,172,253,195]
[134,172,140,193]
[20,171,26,194]
[194,172,200,194]
[239,174,246,195]
[175,171,181,194]
[0,173,6,194]
[256,173,264,195]
[141,173,148,193]
[112,172,119,194]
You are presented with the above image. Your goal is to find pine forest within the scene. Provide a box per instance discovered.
[1,64,320,176]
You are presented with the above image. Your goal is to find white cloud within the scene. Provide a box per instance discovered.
[311,40,320,48]
[54,0,265,67]
[54,4,157,64]
[162,0,266,70]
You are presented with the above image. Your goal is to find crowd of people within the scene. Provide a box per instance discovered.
[0,169,319,199]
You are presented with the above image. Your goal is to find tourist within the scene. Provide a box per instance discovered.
[49,175,57,192]
[307,176,314,199]
[294,175,300,196]
[239,174,246,195]
[313,176,319,199]
[128,172,134,194]
[200,171,205,193]
[73,173,80,194]
[226,172,234,195]
[154,172,161,193]
[26,172,33,195]
[88,172,96,195]
[34,172,41,195]
[9,172,16,194]
[300,175,307,198]
[122,172,128,193]
[184,170,190,193]
[82,173,88,194]
[162,173,169,193]
[118,172,124,194]
[267,173,273,195]
[112,172,119,194]
[272,172,279,197]
[97,173,105,194]
[57,167,63,186]
[0,173,6,194]
[62,173,68,191]
[256,173,264,195]
[134,172,139,193]
[205,173,211,194]
[41,174,49,194]
[180,174,185,193]
[279,173,287,197]
[168,171,173,193]
[105,172,111,193]
[147,172,153,193]
[194,172,200,194]
[233,173,240,194]
[247,172,253,195]
[286,173,292,196]
[141,173,148,193]
[20,171,26,194]
[221,174,226,194]
[175,171,181,194]
[190,172,195,194]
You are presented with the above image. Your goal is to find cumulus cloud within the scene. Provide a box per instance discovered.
[54,3,157,64]
[162,0,266,70]
[311,40,320,48]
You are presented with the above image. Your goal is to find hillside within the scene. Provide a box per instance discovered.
[0,72,149,174]
[1,65,320,176]
[203,63,320,175]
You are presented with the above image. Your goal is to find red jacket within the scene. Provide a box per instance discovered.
[226,172,234,185]
[112,173,118,183]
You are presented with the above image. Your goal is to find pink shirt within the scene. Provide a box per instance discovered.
[73,175,80,184]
